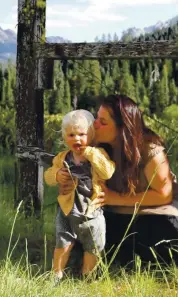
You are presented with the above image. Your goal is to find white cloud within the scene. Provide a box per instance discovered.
[12,13,17,22]
[78,0,177,5]
[0,23,17,32]
[1,0,177,36]
[12,4,17,12]
[46,0,177,30]
[0,3,17,31]
[47,9,126,23]
[46,2,127,29]
[47,19,72,28]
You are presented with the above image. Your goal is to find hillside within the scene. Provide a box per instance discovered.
[0,28,71,62]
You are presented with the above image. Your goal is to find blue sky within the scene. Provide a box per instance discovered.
[0,0,178,42]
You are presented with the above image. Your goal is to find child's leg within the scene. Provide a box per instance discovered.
[79,215,106,276]
[82,252,98,275]
[53,243,74,278]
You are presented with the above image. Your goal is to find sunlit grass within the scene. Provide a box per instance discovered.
[0,169,178,297]
[0,194,177,297]
[0,259,177,297]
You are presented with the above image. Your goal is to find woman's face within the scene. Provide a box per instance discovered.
[94,105,119,145]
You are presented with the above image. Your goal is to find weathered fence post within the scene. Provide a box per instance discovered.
[15,0,46,217]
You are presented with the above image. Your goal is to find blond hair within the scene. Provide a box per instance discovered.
[62,109,95,140]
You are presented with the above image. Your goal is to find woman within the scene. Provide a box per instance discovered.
[57,94,178,267]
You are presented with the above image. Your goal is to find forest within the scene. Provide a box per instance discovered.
[0,23,178,173]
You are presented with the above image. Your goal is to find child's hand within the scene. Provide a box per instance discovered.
[56,168,72,184]
[57,167,77,195]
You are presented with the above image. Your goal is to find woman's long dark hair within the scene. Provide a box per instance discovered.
[99,94,163,194]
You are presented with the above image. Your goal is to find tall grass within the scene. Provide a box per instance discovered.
[0,256,177,297]
[0,156,178,297]
[0,202,178,297]
[0,155,15,184]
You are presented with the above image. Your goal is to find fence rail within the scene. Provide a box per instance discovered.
[35,40,178,60]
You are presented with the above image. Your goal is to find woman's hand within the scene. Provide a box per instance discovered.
[91,192,105,209]
[90,183,113,208]
[56,168,75,195]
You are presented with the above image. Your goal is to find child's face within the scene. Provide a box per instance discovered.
[64,125,92,154]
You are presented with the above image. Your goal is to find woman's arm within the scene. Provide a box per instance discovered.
[93,151,173,207]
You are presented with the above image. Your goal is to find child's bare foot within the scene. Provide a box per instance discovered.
[54,271,63,286]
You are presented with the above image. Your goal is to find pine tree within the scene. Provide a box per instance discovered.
[145,60,153,91]
[135,63,148,110]
[100,83,108,96]
[2,69,7,108]
[169,79,178,105]
[113,32,119,42]
[103,69,114,95]
[44,89,52,114]
[159,64,169,111]
[135,63,144,105]
[87,60,101,96]
[149,80,161,114]
[49,61,65,114]
[111,60,120,80]
[0,64,3,104]
[94,36,99,42]
[78,60,89,95]
[107,33,112,42]
[141,95,150,113]
[68,60,79,104]
[1,62,15,109]
[119,60,136,100]
[8,62,16,108]
[101,33,106,42]
[111,59,120,93]
[63,78,71,112]
[164,59,173,79]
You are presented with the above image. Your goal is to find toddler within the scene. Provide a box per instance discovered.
[44,109,115,280]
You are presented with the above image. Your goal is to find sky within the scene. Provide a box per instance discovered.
[0,0,178,42]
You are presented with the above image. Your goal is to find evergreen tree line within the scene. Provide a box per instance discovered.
[0,58,177,116]
[0,24,178,156]
[43,58,178,116]
[0,23,177,116]
[94,22,178,43]
[43,22,178,115]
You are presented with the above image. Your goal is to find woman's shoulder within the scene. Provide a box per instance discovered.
[141,139,165,167]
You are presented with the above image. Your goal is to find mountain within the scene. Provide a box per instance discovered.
[46,36,71,43]
[121,15,178,41]
[0,28,16,43]
[0,28,71,63]
[0,15,178,62]
[0,27,16,62]
[144,15,178,33]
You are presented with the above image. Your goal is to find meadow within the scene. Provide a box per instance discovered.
[0,24,178,295]
[0,155,177,297]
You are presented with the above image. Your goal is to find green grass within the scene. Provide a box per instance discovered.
[0,259,177,297]
[0,159,178,297]
[0,155,15,184]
